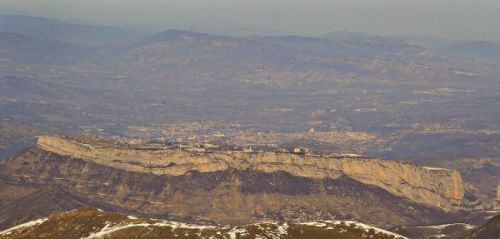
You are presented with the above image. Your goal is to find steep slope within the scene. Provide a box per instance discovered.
[0,208,409,239]
[457,214,500,239]
[0,185,85,230]
[0,179,120,230]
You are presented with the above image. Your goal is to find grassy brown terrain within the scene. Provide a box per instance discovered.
[0,208,409,239]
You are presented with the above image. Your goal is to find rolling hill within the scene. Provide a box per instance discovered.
[0,208,409,239]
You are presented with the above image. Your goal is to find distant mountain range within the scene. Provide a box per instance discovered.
[440,41,500,62]
[0,32,89,63]
[1,14,500,59]
[0,15,134,45]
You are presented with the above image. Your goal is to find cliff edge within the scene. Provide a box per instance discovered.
[35,135,463,210]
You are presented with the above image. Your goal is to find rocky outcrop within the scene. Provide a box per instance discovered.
[0,149,455,227]
[34,135,463,210]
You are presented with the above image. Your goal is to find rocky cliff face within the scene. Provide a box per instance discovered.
[35,135,463,210]
[0,135,468,227]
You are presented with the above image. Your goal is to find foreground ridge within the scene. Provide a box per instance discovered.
[0,208,408,239]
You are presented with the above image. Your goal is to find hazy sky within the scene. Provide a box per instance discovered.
[2,0,500,41]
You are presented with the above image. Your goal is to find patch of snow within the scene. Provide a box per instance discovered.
[276,222,288,235]
[0,218,48,235]
[227,227,249,239]
[6,213,407,239]
[81,219,220,239]
[299,222,329,227]
[256,223,289,238]
[81,222,153,239]
[485,210,500,213]
[321,220,408,239]
[433,234,448,238]
[423,166,448,171]
[463,224,476,230]
[415,223,476,230]
[152,220,217,230]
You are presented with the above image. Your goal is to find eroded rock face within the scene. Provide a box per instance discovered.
[0,148,454,227]
[34,135,463,210]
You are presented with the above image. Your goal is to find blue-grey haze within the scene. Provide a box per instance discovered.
[1,0,499,42]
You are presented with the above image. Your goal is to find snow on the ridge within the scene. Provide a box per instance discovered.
[485,210,500,213]
[300,220,408,239]
[153,220,218,230]
[2,212,407,239]
[255,223,289,238]
[434,234,448,238]
[0,218,48,235]
[227,227,249,239]
[464,224,476,230]
[80,219,293,239]
[414,223,476,230]
[341,221,408,239]
[422,166,448,171]
[81,222,153,239]
[81,220,220,239]
[299,222,327,227]
[276,222,288,235]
